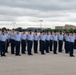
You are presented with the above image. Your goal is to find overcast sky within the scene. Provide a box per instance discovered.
[0,0,76,29]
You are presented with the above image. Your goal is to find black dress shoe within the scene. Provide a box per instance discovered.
[16,54,21,56]
[11,53,15,54]
[1,55,3,57]
[18,54,21,56]
[28,54,33,55]
[3,55,6,57]
[41,53,45,55]
[1,55,6,57]
[22,53,26,54]
[66,52,68,54]
[46,52,50,53]
[54,53,57,54]
[70,55,75,57]
[34,52,38,54]
[6,51,9,53]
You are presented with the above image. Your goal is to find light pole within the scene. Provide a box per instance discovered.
[39,20,43,28]
[12,21,16,29]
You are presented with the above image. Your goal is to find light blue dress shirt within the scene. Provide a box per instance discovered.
[4,33,9,40]
[46,34,50,41]
[41,34,46,41]
[53,35,58,41]
[0,35,2,41]
[1,34,7,42]
[65,35,70,42]
[15,34,21,41]
[40,34,43,40]
[0,31,2,35]
[69,36,75,43]
[21,33,27,40]
[50,34,53,40]
[27,34,33,41]
[10,32,15,40]
[34,34,39,41]
[58,34,63,41]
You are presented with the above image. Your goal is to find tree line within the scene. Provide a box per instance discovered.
[0,27,76,33]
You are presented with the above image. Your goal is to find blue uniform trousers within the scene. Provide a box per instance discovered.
[41,40,45,54]
[58,40,63,52]
[34,40,38,53]
[1,41,6,56]
[50,40,53,51]
[21,40,26,53]
[53,41,57,54]
[27,40,33,55]
[46,40,50,53]
[69,42,74,56]
[11,39,15,54]
[15,41,20,55]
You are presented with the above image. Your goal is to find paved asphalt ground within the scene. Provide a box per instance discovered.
[0,46,76,75]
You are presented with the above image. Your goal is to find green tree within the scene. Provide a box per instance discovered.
[15,27,23,32]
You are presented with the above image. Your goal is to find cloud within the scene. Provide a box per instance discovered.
[0,0,76,28]
[0,15,17,21]
[0,0,76,11]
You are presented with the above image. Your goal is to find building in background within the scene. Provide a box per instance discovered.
[55,24,76,29]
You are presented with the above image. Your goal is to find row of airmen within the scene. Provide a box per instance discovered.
[0,29,75,57]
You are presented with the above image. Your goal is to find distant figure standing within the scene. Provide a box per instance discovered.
[0,30,2,54]
[10,29,15,54]
[69,33,75,57]
[33,31,39,54]
[39,31,42,52]
[27,31,33,55]
[40,31,46,55]
[4,30,9,53]
[21,32,27,54]
[65,33,70,53]
[74,33,76,49]
[1,32,6,57]
[58,32,63,53]
[53,32,58,54]
[15,31,21,56]
[49,32,53,51]
[45,32,50,53]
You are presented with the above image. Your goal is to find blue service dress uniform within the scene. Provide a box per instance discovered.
[39,32,43,52]
[58,33,63,52]
[69,35,75,57]
[5,33,9,53]
[40,34,46,54]
[65,34,70,53]
[74,34,76,49]
[64,34,67,51]
[21,32,27,54]
[1,33,6,56]
[15,32,21,56]
[10,32,15,54]
[45,34,50,53]
[49,34,53,51]
[0,31,2,53]
[34,34,39,53]
[53,34,58,54]
[27,33,33,55]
